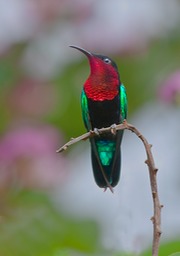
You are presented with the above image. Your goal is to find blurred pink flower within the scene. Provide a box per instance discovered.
[7,79,58,118]
[32,0,64,21]
[158,71,180,104]
[0,125,68,190]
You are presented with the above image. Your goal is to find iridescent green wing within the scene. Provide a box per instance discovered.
[81,89,91,131]
[120,84,127,121]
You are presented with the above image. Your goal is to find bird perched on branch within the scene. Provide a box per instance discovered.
[70,45,127,191]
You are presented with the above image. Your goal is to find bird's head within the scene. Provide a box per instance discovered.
[70,45,120,101]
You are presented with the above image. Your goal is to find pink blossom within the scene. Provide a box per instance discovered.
[158,71,180,104]
[0,125,68,190]
[7,79,58,118]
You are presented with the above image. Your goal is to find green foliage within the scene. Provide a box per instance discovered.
[158,241,180,256]
[140,241,180,256]
[0,190,101,256]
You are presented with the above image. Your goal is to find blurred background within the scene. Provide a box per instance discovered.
[0,0,180,255]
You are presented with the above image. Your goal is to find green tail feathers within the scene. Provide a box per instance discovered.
[90,131,123,188]
[96,140,116,166]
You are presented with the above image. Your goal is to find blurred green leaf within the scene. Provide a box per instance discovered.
[0,190,101,256]
[141,240,180,256]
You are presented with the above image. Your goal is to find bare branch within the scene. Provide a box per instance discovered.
[57,119,162,256]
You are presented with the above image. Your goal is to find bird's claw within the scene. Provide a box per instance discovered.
[110,124,117,135]
[90,128,100,136]
[93,128,100,135]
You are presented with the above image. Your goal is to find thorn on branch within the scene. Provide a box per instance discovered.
[151,216,155,223]
[154,168,158,174]
[158,230,162,236]
[56,145,68,153]
[152,191,156,199]
[145,159,149,165]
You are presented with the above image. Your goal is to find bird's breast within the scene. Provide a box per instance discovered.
[84,78,119,101]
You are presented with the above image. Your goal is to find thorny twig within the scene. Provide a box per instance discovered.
[57,120,162,256]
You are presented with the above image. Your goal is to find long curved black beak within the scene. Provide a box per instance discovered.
[69,45,92,58]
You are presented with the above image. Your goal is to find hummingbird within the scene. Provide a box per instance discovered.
[70,45,127,191]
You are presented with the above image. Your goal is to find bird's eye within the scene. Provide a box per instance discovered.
[103,58,111,64]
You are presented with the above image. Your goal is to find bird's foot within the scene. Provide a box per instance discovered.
[90,128,100,136]
[93,128,100,136]
[110,124,117,135]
